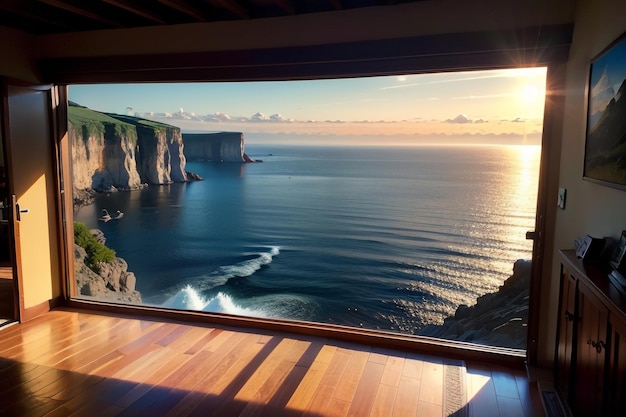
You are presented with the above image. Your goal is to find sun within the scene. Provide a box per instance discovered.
[521,85,541,102]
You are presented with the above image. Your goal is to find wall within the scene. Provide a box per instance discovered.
[538,0,626,365]
[0,26,39,82]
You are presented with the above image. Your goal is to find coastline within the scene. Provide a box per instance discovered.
[418,259,531,350]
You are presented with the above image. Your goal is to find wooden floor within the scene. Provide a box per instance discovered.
[0,310,546,417]
[0,266,14,324]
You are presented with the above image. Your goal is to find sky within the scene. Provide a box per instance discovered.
[68,67,547,146]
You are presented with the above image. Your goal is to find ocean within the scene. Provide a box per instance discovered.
[73,144,539,335]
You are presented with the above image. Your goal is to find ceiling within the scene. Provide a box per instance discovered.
[0,0,426,35]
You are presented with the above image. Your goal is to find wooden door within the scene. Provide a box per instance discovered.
[3,84,61,318]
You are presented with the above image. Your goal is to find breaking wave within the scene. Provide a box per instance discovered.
[162,285,319,320]
[160,246,319,320]
[197,246,280,290]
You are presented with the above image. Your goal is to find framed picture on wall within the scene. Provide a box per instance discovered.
[583,31,626,190]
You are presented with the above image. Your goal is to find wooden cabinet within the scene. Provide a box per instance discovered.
[555,267,577,404]
[557,250,626,416]
[607,317,626,416]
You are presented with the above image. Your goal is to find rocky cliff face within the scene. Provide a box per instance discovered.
[69,104,188,204]
[418,259,531,350]
[70,116,142,192]
[183,132,248,162]
[74,229,142,304]
[133,123,187,184]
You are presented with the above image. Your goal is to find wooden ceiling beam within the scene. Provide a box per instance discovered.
[157,0,207,22]
[37,0,123,27]
[0,2,68,28]
[273,0,295,15]
[203,0,250,19]
[331,0,343,10]
[102,0,168,25]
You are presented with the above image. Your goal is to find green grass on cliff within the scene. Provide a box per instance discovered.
[68,105,138,142]
[74,222,115,272]
[106,113,175,133]
[68,104,177,140]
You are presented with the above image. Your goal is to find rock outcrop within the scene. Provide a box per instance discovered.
[74,229,142,304]
[183,132,254,162]
[418,259,531,350]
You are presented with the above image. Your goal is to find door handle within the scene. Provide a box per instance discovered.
[526,231,537,240]
[11,195,29,222]
[16,205,29,221]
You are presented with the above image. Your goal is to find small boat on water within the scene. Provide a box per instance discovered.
[99,209,112,222]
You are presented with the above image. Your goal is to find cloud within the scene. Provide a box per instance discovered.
[590,67,616,117]
[380,68,546,91]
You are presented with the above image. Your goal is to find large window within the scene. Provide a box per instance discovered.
[68,68,546,350]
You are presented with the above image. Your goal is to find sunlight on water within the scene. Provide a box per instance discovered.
[74,145,540,345]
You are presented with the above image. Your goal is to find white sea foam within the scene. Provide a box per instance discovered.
[162,285,318,320]
[199,246,280,289]
[162,246,291,317]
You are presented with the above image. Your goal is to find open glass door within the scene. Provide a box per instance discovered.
[0,83,16,326]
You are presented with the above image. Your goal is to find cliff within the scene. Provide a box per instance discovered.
[69,104,188,206]
[107,114,188,184]
[183,132,253,162]
[74,229,142,304]
[418,259,531,350]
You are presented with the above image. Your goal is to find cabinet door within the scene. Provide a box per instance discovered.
[575,288,608,416]
[607,318,626,416]
[556,267,577,402]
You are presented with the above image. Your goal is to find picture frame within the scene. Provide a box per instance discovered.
[583,31,626,190]
[610,230,626,274]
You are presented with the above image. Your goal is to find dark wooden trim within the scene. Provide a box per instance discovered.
[62,298,526,367]
[20,295,63,322]
[0,79,21,323]
[526,62,568,366]
[50,85,73,302]
[40,24,573,83]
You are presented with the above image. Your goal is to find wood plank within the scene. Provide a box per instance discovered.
[492,367,522,399]
[304,348,353,415]
[417,357,443,406]
[286,355,333,411]
[467,365,499,417]
[332,350,370,403]
[187,335,280,416]
[514,373,546,417]
[345,359,385,417]
[370,383,398,417]
[416,400,442,417]
[402,355,424,379]
[392,376,420,417]
[496,395,526,417]
[380,355,404,387]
